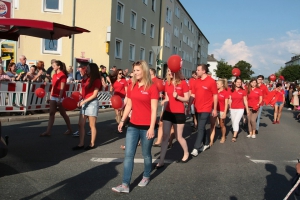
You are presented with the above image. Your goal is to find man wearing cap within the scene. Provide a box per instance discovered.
[16,55,29,73]
[75,65,87,83]
[100,65,110,87]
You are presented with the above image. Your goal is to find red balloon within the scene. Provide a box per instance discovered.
[279,75,284,80]
[71,91,82,102]
[232,68,241,77]
[111,95,123,109]
[35,88,46,98]
[269,74,276,81]
[167,55,182,73]
[155,80,165,92]
[62,97,77,111]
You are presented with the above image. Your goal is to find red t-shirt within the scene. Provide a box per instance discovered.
[165,80,189,113]
[275,89,285,102]
[113,79,127,98]
[81,78,102,99]
[258,83,269,97]
[230,89,247,109]
[127,79,132,86]
[51,71,67,97]
[152,77,158,83]
[127,83,159,126]
[191,76,218,112]
[247,88,262,108]
[189,78,196,90]
[216,90,229,112]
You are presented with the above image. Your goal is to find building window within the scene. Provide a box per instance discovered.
[149,51,153,65]
[130,11,137,29]
[129,44,135,61]
[151,0,156,11]
[42,39,61,54]
[141,18,147,35]
[172,46,178,55]
[140,48,145,60]
[166,7,172,24]
[143,0,148,5]
[43,0,62,12]
[164,31,170,47]
[116,1,124,23]
[115,38,123,59]
[150,24,154,38]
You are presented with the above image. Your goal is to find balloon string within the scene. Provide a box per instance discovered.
[173,73,175,92]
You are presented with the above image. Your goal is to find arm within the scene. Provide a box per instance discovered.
[212,94,218,117]
[147,99,158,139]
[58,82,66,103]
[243,96,249,115]
[79,87,100,107]
[222,98,229,119]
[101,77,107,88]
[175,91,190,102]
[118,98,133,132]
[258,96,262,105]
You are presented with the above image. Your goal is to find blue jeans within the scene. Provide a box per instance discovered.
[256,106,263,130]
[194,112,210,150]
[122,126,154,186]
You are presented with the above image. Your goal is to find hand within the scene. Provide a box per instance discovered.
[118,122,124,133]
[77,101,84,108]
[247,109,250,116]
[160,100,165,106]
[173,92,178,98]
[146,128,155,140]
[212,109,217,117]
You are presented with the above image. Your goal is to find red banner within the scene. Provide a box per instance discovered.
[0,0,12,32]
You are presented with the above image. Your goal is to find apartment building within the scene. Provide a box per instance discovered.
[159,0,209,78]
[8,0,208,77]
[285,55,300,66]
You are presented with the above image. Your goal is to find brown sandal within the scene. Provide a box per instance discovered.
[231,137,237,142]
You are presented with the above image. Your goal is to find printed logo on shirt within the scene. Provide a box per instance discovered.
[119,81,124,84]
[219,94,224,98]
[254,90,259,93]
[141,90,149,95]
[238,92,243,95]
[175,87,182,90]
[202,86,208,90]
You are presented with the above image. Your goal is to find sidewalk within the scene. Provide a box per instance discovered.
[0,108,114,122]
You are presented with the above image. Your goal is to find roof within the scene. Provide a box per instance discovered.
[285,55,300,64]
[207,54,218,62]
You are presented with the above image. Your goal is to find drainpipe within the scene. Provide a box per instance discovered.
[71,0,76,78]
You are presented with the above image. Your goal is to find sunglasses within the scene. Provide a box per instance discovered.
[118,73,122,75]
[129,76,133,78]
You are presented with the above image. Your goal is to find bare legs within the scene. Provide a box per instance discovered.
[210,116,217,146]
[78,115,97,147]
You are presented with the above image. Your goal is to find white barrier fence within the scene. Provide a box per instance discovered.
[0,82,112,114]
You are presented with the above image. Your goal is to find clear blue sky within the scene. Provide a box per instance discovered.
[180,0,300,76]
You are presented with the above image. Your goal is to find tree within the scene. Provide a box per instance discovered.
[275,66,284,78]
[281,65,300,82]
[214,59,233,79]
[233,60,254,80]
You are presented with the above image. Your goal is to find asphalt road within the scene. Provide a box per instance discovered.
[0,107,300,200]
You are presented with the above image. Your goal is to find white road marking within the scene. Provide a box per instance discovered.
[90,157,175,164]
[245,155,298,164]
[250,159,273,164]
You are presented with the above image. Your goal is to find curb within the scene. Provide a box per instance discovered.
[0,108,114,123]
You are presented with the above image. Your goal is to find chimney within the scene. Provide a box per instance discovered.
[211,54,214,58]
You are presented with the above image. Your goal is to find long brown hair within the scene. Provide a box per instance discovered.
[87,63,101,88]
[231,77,244,92]
[247,78,258,94]
[36,61,44,70]
[7,62,15,72]
[166,68,184,86]
[54,60,68,77]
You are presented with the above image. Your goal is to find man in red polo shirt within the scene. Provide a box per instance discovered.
[256,75,269,131]
[188,64,218,157]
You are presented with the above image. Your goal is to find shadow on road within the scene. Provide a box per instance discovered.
[264,163,290,200]
[20,162,121,200]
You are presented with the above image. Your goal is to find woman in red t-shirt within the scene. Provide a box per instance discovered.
[110,69,128,123]
[210,78,229,145]
[112,60,158,193]
[40,60,72,136]
[156,69,190,166]
[273,82,285,124]
[73,63,101,150]
[246,78,262,138]
[229,77,249,142]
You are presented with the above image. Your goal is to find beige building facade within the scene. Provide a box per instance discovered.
[8,0,208,77]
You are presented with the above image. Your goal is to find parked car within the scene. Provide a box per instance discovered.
[0,122,8,159]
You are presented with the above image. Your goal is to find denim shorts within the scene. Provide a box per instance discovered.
[50,96,63,102]
[80,98,99,117]
[275,101,283,106]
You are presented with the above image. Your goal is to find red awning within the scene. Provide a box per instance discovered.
[0,18,90,41]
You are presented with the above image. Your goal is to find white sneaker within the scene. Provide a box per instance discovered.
[202,145,210,152]
[288,108,292,110]
[191,149,198,157]
[252,135,256,139]
[72,131,79,137]
[86,130,91,136]
[247,134,252,138]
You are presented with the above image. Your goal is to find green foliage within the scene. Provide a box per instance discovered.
[233,60,254,80]
[281,65,300,81]
[214,59,233,79]
[275,66,284,77]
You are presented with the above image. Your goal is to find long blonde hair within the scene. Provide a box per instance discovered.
[166,68,184,86]
[217,78,228,90]
[131,60,152,90]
